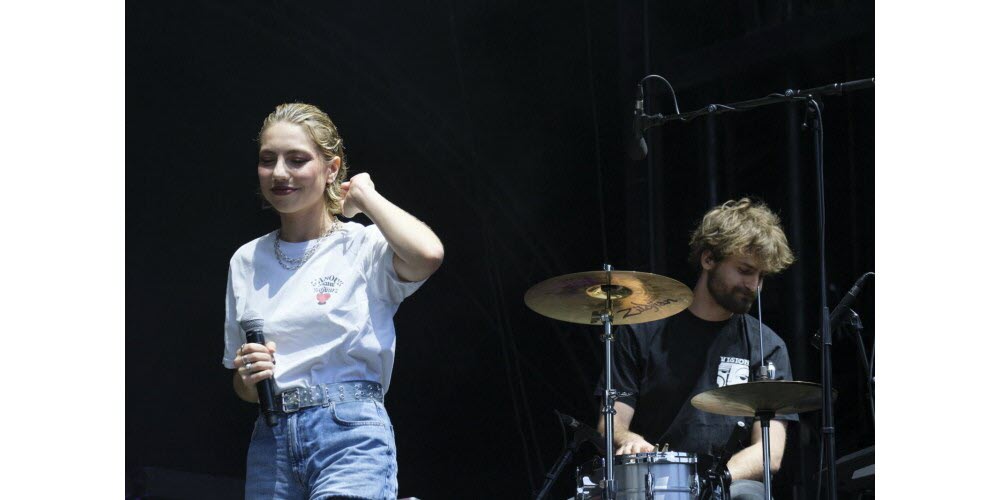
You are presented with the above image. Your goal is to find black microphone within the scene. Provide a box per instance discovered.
[241,313,280,427]
[810,272,874,350]
[627,84,648,160]
[556,410,605,450]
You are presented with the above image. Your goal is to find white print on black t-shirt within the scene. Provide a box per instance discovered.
[310,275,344,305]
[716,356,750,387]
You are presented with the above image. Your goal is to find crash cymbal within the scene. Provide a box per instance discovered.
[524,271,693,325]
[690,381,831,417]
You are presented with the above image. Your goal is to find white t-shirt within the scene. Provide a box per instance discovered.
[222,221,424,394]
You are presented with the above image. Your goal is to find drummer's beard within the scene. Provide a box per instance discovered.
[707,266,756,314]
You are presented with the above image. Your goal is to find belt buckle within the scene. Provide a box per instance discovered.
[281,389,301,413]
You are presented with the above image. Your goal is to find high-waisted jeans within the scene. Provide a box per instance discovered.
[244,399,397,499]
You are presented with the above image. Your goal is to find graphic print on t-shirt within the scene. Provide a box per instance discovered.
[716,356,750,387]
[311,274,344,305]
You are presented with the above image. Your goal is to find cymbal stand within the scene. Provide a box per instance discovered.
[599,263,617,499]
[753,285,776,499]
[754,283,776,382]
[757,410,776,499]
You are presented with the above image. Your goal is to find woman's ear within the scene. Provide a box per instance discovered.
[327,156,342,184]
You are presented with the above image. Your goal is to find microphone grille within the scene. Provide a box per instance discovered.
[240,312,264,332]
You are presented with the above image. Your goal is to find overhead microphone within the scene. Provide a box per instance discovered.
[810,272,874,350]
[627,84,648,161]
[241,313,280,427]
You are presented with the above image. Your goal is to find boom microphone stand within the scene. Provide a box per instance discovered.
[535,411,602,500]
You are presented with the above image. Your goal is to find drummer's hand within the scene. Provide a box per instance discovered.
[615,434,656,455]
[234,341,277,390]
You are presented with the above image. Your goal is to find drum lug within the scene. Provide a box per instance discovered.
[645,472,654,500]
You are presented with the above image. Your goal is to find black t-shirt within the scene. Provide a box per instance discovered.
[596,309,798,455]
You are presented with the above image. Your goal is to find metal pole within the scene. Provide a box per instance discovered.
[641,78,874,127]
[809,100,837,500]
[601,263,616,499]
[760,413,774,499]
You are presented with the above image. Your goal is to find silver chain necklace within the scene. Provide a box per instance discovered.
[273,218,342,270]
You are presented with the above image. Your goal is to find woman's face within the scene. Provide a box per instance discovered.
[257,121,339,218]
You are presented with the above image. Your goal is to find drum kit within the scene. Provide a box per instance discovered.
[524,265,829,500]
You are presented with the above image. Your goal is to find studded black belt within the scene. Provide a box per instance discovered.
[275,381,383,413]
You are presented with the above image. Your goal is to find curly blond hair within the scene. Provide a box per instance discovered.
[688,198,795,275]
[258,103,350,217]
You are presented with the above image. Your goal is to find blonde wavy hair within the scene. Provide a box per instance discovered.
[258,102,350,216]
[688,198,795,275]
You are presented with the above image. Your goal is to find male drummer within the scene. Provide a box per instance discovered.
[597,198,797,499]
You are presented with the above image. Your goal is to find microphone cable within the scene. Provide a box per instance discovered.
[638,74,682,118]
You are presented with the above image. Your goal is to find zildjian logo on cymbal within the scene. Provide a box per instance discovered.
[618,298,681,319]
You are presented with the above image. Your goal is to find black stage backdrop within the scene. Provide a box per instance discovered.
[127,1,874,498]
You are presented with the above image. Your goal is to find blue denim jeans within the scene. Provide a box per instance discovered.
[244,398,397,499]
[729,479,768,500]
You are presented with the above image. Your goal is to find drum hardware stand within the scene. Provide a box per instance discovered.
[598,263,618,499]
[757,410,777,499]
[750,284,778,500]
[754,283,776,382]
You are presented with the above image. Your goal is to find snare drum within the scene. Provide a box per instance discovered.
[576,451,699,500]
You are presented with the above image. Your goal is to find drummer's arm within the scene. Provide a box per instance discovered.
[596,402,656,455]
[726,420,787,481]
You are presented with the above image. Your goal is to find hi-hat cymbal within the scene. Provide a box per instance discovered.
[524,271,693,325]
[690,381,831,417]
